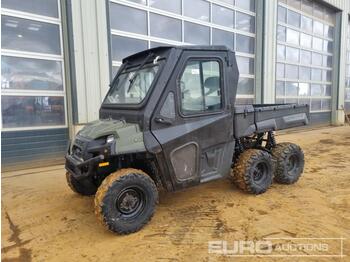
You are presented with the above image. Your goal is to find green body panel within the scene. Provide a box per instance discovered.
[78,119,146,154]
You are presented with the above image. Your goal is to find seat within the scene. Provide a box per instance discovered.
[204,76,220,95]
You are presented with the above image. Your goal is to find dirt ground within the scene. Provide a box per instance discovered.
[1,126,350,262]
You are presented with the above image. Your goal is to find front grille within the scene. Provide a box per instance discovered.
[72,137,87,159]
[72,137,94,160]
[72,145,83,159]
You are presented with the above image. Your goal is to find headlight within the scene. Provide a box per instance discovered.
[106,135,115,143]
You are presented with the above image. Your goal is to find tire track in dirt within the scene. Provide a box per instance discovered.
[2,203,32,262]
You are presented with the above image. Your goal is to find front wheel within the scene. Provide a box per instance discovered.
[272,143,304,184]
[231,149,273,194]
[94,168,158,234]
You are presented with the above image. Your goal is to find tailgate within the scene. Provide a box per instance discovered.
[253,104,310,132]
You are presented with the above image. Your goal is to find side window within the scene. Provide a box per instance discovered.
[180,60,221,115]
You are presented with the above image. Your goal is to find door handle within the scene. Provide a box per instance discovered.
[154,117,172,125]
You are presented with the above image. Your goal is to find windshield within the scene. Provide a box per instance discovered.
[104,64,159,104]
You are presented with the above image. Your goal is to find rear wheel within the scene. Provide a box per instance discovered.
[65,172,97,196]
[231,149,273,194]
[272,143,304,184]
[94,168,158,234]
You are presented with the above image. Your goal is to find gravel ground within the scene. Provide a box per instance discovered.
[2,126,350,262]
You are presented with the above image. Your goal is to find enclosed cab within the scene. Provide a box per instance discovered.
[65,46,308,234]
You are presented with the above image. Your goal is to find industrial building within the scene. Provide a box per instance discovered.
[1,0,350,170]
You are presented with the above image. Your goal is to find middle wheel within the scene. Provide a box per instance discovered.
[231,149,273,194]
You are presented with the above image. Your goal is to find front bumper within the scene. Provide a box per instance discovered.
[65,134,116,181]
[65,154,104,180]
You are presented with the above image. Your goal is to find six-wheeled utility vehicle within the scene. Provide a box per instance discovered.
[65,46,309,234]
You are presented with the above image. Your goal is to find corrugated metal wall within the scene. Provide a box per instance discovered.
[263,0,278,104]
[324,0,349,123]
[70,0,110,125]
[324,0,349,11]
[1,128,69,171]
[326,0,350,123]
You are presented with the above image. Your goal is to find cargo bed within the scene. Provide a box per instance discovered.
[234,104,310,138]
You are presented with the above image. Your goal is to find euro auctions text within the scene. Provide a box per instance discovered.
[208,238,345,258]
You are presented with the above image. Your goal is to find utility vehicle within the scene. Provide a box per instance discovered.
[65,46,309,234]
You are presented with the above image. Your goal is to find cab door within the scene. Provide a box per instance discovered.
[151,51,235,190]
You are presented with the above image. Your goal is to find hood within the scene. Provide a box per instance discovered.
[77,119,146,154]
[78,119,126,139]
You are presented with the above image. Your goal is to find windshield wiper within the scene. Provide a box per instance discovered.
[127,52,155,93]
[109,60,129,88]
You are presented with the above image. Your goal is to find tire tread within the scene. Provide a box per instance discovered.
[94,168,158,234]
[272,142,304,184]
[231,149,273,194]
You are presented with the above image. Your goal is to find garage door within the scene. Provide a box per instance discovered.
[107,0,257,105]
[275,0,336,124]
[1,0,69,171]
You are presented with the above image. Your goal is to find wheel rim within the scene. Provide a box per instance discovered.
[253,162,268,182]
[287,154,299,173]
[116,187,145,217]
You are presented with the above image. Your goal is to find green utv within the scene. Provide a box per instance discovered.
[65,46,309,234]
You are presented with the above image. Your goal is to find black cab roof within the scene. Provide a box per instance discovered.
[122,45,231,63]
